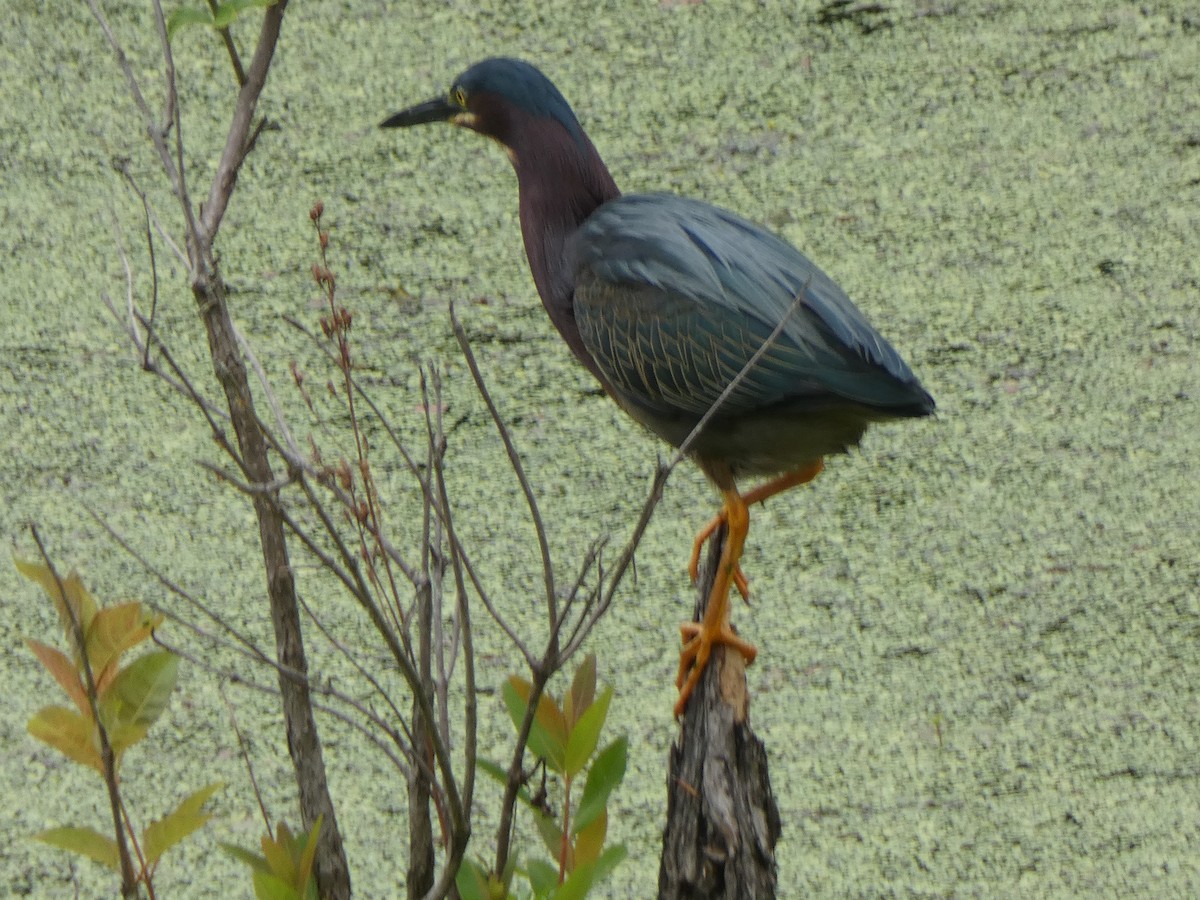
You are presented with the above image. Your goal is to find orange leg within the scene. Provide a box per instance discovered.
[687,459,826,599]
[676,487,757,717]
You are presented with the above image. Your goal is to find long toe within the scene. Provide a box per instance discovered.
[675,620,758,717]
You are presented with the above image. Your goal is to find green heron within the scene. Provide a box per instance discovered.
[383,58,934,717]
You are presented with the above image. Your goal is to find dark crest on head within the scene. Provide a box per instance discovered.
[454,58,586,149]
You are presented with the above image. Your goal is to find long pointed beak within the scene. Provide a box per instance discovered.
[380,96,459,129]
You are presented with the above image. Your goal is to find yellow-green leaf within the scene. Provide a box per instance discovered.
[553,861,595,900]
[107,721,150,759]
[252,869,301,900]
[27,705,101,772]
[24,638,89,716]
[262,822,296,885]
[142,782,223,867]
[564,686,611,778]
[35,826,120,871]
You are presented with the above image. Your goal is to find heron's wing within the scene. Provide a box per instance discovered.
[568,193,933,419]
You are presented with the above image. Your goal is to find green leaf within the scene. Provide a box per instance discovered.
[565,654,595,728]
[100,651,178,738]
[221,842,269,872]
[455,857,490,900]
[142,781,223,867]
[573,738,627,835]
[591,845,627,887]
[564,686,611,778]
[477,757,508,785]
[212,2,240,28]
[533,810,562,863]
[34,826,120,871]
[27,705,101,772]
[167,5,214,39]
[502,677,567,773]
[525,858,558,896]
[213,0,279,28]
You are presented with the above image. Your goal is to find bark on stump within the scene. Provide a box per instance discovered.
[660,524,782,899]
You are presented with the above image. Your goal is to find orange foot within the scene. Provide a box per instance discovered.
[676,485,754,718]
[675,619,757,717]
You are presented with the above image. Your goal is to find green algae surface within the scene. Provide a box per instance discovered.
[2,1,1198,896]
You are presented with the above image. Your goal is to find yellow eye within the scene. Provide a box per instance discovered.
[451,86,468,108]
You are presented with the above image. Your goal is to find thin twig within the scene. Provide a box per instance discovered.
[451,305,559,647]
[670,282,811,467]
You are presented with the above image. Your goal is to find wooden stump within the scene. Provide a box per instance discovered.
[659,524,782,899]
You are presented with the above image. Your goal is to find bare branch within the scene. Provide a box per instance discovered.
[200,0,290,237]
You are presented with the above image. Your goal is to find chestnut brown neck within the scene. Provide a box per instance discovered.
[506,111,620,382]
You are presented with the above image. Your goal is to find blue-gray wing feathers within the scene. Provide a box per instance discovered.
[567,193,933,420]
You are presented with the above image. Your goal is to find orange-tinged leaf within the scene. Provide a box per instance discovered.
[86,602,161,679]
[502,676,567,772]
[27,705,102,772]
[142,782,223,867]
[24,638,89,716]
[573,806,607,867]
[567,654,597,729]
[35,826,120,871]
[15,558,98,646]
